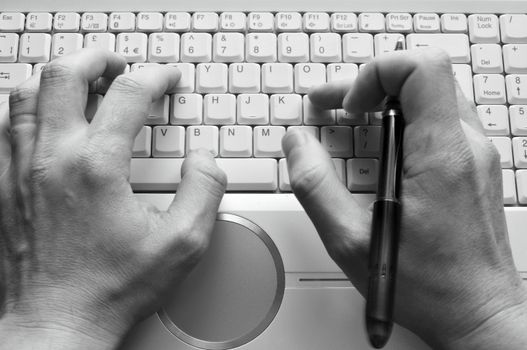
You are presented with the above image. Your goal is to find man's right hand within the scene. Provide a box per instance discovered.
[282,48,527,349]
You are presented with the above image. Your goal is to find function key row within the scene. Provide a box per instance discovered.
[0,12,526,41]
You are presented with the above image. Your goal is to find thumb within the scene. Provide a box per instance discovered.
[159,149,227,259]
[282,129,370,274]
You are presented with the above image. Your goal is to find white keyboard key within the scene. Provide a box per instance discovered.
[337,109,369,126]
[19,33,51,63]
[473,74,506,104]
[54,13,80,32]
[262,63,293,93]
[471,44,503,73]
[330,13,357,32]
[294,63,326,93]
[0,13,25,32]
[489,137,513,168]
[246,33,277,63]
[33,63,46,75]
[116,33,147,63]
[347,158,379,192]
[109,12,136,32]
[441,14,467,33]
[133,126,152,157]
[517,170,527,204]
[310,33,342,62]
[414,13,440,32]
[187,125,219,156]
[276,12,302,32]
[137,12,163,32]
[192,12,219,32]
[145,95,169,125]
[148,33,179,62]
[477,105,510,136]
[196,63,228,93]
[84,33,115,51]
[468,14,500,43]
[386,13,413,33]
[229,63,260,93]
[278,33,309,63]
[406,34,470,63]
[503,44,527,73]
[374,33,405,56]
[270,94,302,125]
[153,125,185,157]
[513,137,527,168]
[170,93,203,125]
[500,15,527,44]
[303,95,335,125]
[248,12,274,32]
[164,12,191,32]
[287,125,320,139]
[506,74,527,104]
[167,63,195,92]
[26,12,52,32]
[304,13,330,32]
[81,13,108,32]
[220,125,253,157]
[237,94,269,125]
[181,33,212,63]
[220,12,246,32]
[204,94,236,125]
[321,126,354,158]
[131,158,278,191]
[279,158,292,191]
[0,33,19,62]
[510,105,527,136]
[358,13,385,33]
[354,126,382,157]
[51,33,83,59]
[254,126,286,157]
[452,64,474,102]
[343,33,374,63]
[327,63,358,82]
[502,169,517,204]
[213,33,245,63]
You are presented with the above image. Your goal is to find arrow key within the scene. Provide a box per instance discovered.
[0,63,32,93]
[476,105,510,136]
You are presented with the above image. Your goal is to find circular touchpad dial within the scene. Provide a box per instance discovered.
[160,214,284,349]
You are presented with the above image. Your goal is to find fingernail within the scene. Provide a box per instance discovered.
[282,129,308,157]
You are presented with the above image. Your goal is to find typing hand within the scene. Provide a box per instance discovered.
[0,49,226,350]
[283,49,527,350]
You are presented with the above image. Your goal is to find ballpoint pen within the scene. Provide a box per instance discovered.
[365,37,405,349]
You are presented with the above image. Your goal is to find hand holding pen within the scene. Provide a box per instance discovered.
[282,44,527,349]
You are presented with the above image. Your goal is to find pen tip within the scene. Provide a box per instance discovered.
[367,318,392,349]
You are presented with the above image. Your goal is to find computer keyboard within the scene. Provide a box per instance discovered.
[1,10,527,201]
[1,3,527,349]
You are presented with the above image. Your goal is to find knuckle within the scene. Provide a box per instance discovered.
[187,159,228,192]
[9,86,37,115]
[41,61,77,86]
[111,74,147,95]
[289,163,327,200]
[176,224,209,262]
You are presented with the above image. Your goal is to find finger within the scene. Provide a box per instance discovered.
[342,49,460,128]
[164,149,227,248]
[37,49,126,136]
[455,82,485,134]
[308,79,355,109]
[90,65,180,155]
[282,129,370,281]
[0,102,10,168]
